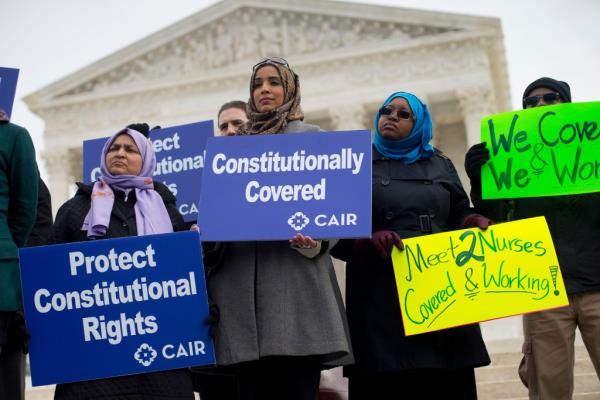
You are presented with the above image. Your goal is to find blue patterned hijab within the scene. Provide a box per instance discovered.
[373,92,434,163]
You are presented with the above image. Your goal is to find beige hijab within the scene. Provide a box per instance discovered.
[239,61,304,135]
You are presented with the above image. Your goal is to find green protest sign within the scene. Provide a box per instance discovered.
[480,101,600,199]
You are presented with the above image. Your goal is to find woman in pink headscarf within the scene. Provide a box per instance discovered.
[50,128,194,400]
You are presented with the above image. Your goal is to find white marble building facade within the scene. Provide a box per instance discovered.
[25,0,511,209]
[25,0,518,349]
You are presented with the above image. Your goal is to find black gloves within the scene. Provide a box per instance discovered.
[126,123,162,138]
[464,142,490,183]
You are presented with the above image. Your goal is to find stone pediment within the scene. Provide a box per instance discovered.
[25,0,501,106]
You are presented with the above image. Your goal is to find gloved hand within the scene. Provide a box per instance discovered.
[127,123,150,137]
[204,303,220,339]
[464,142,490,183]
[462,213,493,230]
[356,230,404,259]
[126,123,161,138]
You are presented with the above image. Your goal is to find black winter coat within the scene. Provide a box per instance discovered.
[331,148,490,376]
[25,177,52,247]
[471,188,600,295]
[51,181,193,400]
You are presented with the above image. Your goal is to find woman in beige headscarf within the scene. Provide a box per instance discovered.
[197,58,351,400]
[239,57,308,135]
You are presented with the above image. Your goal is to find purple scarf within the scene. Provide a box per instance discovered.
[82,128,173,238]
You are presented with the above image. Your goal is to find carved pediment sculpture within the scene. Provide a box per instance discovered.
[58,5,459,98]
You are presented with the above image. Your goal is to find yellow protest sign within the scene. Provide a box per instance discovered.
[391,217,568,336]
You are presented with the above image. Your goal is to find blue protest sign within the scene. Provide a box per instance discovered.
[0,67,19,118]
[83,121,213,222]
[198,130,372,241]
[19,231,215,386]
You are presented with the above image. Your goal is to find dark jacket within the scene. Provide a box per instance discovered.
[0,121,38,311]
[471,188,600,295]
[51,181,185,243]
[203,120,352,368]
[51,181,192,400]
[25,177,52,247]
[331,148,490,376]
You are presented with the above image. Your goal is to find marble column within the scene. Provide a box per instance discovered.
[457,86,497,147]
[326,104,369,302]
[329,103,368,131]
[44,149,74,214]
[457,86,525,346]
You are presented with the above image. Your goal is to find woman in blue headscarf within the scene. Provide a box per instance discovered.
[331,92,492,399]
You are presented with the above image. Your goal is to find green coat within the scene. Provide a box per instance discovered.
[0,121,38,310]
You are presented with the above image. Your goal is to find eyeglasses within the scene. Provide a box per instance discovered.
[523,92,562,108]
[379,106,411,120]
[252,57,290,71]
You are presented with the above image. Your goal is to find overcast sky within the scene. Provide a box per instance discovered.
[2,0,599,179]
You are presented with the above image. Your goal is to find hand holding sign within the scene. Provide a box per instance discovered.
[290,233,318,249]
[371,230,404,258]
[461,213,493,230]
[464,142,490,184]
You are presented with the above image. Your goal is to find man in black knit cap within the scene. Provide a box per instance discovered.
[521,77,571,108]
[465,77,600,400]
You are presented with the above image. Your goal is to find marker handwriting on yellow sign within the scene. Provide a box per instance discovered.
[391,217,568,335]
[480,102,600,199]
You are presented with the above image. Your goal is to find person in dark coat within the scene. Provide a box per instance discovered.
[197,58,352,400]
[465,78,600,400]
[50,127,193,400]
[191,101,249,398]
[331,92,491,399]
[25,177,52,247]
[0,112,39,400]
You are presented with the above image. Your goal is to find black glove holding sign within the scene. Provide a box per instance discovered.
[464,142,490,194]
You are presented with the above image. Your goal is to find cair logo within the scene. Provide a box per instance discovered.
[288,211,358,231]
[134,343,157,367]
[134,341,208,367]
[288,212,310,231]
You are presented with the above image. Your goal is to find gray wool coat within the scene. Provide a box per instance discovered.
[204,120,352,367]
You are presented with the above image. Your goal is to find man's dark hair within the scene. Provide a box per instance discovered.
[217,100,247,119]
